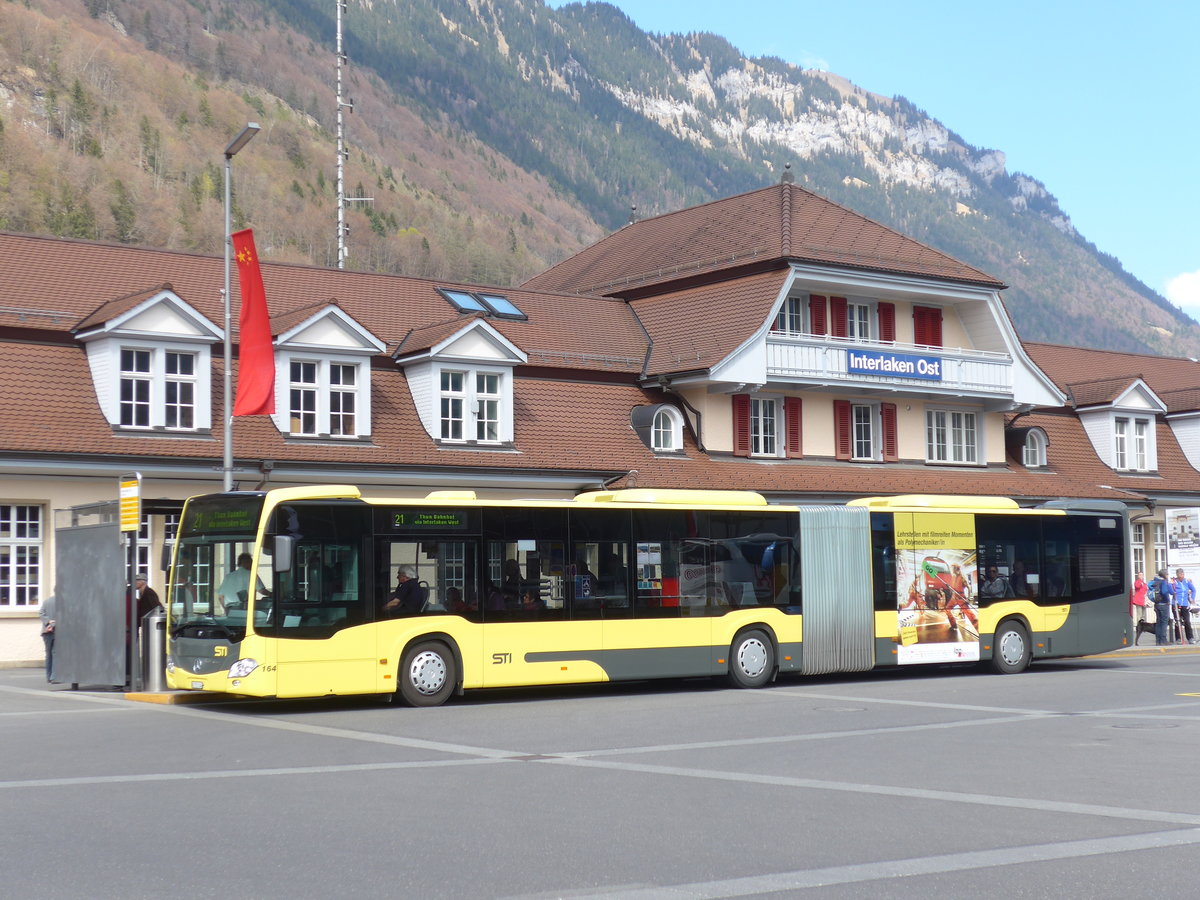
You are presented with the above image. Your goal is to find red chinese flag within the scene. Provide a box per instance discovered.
[231,228,275,416]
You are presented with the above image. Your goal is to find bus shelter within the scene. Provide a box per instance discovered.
[52,498,183,690]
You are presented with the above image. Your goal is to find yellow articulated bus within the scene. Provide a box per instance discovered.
[164,486,1129,706]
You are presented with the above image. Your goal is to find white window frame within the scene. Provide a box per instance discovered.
[1132,523,1145,579]
[1114,415,1153,471]
[435,365,509,446]
[775,296,804,333]
[846,300,874,342]
[475,372,500,442]
[852,402,879,461]
[119,348,152,428]
[279,356,368,439]
[926,407,979,465]
[289,360,319,436]
[1154,523,1167,574]
[0,504,42,608]
[329,363,357,437]
[651,407,684,452]
[113,344,206,432]
[750,396,779,457]
[164,351,197,430]
[440,370,466,441]
[1023,429,1047,468]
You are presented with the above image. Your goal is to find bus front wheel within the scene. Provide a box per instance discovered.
[727,629,774,688]
[990,621,1031,675]
[398,641,456,707]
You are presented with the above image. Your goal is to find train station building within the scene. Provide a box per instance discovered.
[2,176,1199,663]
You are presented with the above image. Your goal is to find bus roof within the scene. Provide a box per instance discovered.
[848,495,1021,511]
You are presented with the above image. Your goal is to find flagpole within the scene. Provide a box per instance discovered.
[222,123,259,492]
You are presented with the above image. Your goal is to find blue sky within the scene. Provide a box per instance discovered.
[547,1,1200,322]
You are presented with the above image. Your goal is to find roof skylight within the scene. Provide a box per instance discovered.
[437,288,526,321]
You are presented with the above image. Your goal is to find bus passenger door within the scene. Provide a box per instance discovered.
[272,524,377,697]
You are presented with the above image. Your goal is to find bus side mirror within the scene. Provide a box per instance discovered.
[273,535,295,573]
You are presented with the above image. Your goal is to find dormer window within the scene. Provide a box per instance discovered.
[652,408,679,451]
[631,403,686,454]
[1115,416,1151,471]
[1022,429,1048,468]
[272,304,384,441]
[75,287,219,435]
[439,370,505,443]
[396,318,526,449]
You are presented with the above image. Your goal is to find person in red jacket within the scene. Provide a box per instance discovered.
[1130,571,1148,645]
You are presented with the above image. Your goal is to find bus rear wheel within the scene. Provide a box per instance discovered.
[398,641,456,707]
[727,629,774,688]
[990,621,1031,674]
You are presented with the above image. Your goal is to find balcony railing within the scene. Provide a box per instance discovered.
[765,333,1013,396]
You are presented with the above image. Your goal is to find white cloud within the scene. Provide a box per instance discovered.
[1166,270,1200,323]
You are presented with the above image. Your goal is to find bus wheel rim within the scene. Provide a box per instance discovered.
[409,650,448,694]
[999,630,1025,666]
[738,637,768,678]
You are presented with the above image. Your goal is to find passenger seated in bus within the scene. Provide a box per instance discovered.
[383,565,422,616]
[520,589,544,613]
[1009,560,1030,597]
[484,582,506,611]
[979,565,1015,601]
[444,587,473,614]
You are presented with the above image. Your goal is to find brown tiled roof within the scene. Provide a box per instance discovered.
[523,182,1003,296]
[634,270,788,375]
[1025,341,1200,398]
[73,284,175,333]
[0,232,647,375]
[395,314,490,358]
[270,300,340,338]
[1003,410,1200,500]
[1160,389,1200,414]
[1065,376,1145,408]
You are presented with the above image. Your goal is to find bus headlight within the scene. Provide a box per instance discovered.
[165,656,175,674]
[228,658,259,678]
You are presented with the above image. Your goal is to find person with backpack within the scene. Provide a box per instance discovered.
[1151,568,1175,645]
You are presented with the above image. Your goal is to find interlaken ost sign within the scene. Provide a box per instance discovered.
[847,349,943,381]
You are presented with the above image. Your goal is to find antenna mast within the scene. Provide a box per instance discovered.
[335,0,350,268]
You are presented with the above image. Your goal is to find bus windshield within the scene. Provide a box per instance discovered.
[170,493,268,641]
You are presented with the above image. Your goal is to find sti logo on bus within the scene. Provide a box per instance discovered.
[492,652,512,665]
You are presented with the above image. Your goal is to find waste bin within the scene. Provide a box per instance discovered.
[141,607,167,692]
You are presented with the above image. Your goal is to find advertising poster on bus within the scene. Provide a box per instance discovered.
[1167,507,1200,570]
[895,513,980,664]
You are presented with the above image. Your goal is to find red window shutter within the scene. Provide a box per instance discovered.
[784,397,803,458]
[830,296,848,339]
[834,400,852,461]
[808,295,827,335]
[732,394,751,458]
[878,302,896,343]
[914,305,943,347]
[881,402,898,462]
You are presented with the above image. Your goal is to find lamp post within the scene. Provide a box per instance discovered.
[222,122,260,492]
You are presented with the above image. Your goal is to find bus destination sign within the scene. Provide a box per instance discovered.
[391,509,469,531]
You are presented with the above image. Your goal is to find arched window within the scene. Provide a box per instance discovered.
[631,404,685,454]
[1023,429,1048,468]
[652,409,677,451]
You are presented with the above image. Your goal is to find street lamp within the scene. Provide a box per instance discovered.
[222,122,260,491]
